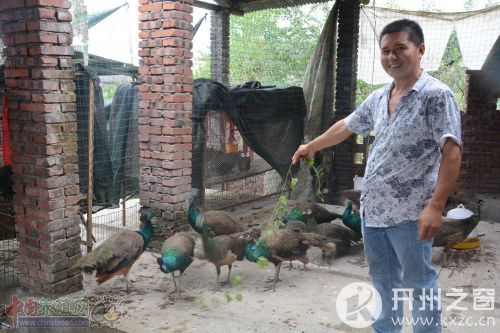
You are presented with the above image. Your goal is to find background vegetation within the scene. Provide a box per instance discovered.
[193,0,496,110]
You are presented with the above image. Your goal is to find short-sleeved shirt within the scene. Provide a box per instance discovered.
[344,71,462,228]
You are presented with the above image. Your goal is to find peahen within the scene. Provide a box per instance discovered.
[73,211,156,293]
[243,229,335,291]
[296,202,342,223]
[187,198,257,287]
[342,199,362,237]
[188,197,245,236]
[317,222,361,265]
[156,232,195,296]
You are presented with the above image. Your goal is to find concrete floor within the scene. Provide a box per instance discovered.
[1,198,499,332]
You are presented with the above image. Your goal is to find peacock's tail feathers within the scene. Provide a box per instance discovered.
[72,231,144,274]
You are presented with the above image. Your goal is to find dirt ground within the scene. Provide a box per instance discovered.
[2,197,500,332]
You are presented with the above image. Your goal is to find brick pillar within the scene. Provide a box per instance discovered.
[458,70,500,194]
[0,0,82,294]
[138,0,193,250]
[333,0,360,192]
[210,9,229,84]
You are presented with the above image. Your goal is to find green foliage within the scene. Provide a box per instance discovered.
[229,6,326,86]
[428,30,466,109]
[464,0,475,10]
[102,81,121,105]
[193,51,211,80]
[257,256,269,267]
[266,159,323,236]
[356,80,385,107]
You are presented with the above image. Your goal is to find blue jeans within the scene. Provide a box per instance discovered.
[362,220,441,333]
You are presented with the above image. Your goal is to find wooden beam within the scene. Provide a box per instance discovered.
[193,0,244,16]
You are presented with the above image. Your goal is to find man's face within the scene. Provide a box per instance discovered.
[380,31,425,80]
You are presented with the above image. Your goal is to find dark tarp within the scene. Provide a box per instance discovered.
[108,82,140,205]
[192,78,306,190]
[75,65,113,206]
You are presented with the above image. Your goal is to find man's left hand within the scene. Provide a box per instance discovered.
[418,204,443,240]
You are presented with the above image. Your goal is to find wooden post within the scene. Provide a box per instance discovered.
[122,196,128,226]
[87,79,94,253]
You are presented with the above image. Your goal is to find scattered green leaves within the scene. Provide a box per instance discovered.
[233,276,242,287]
[257,256,269,267]
[235,293,243,302]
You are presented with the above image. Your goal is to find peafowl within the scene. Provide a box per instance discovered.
[433,215,480,267]
[284,220,308,233]
[342,199,362,237]
[243,229,335,291]
[281,207,318,232]
[156,232,195,296]
[187,198,259,287]
[296,202,342,223]
[188,197,245,236]
[316,222,361,265]
[73,211,156,293]
[201,226,247,287]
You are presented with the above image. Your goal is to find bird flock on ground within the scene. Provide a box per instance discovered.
[72,194,481,295]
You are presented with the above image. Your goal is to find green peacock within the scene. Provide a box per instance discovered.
[156,232,195,296]
[243,229,335,291]
[73,211,156,293]
[342,199,362,237]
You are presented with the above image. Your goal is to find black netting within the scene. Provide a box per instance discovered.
[75,65,113,207]
[192,78,306,192]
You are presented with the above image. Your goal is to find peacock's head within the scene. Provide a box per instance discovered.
[140,210,157,226]
[241,227,261,242]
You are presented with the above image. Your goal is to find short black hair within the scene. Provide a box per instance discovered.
[379,19,424,47]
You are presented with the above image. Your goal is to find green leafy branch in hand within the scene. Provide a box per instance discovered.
[266,158,324,236]
[267,162,298,236]
[306,158,324,202]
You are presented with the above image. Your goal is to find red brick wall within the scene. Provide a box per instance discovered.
[138,0,193,249]
[458,70,500,195]
[0,0,82,294]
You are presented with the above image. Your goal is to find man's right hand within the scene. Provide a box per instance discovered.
[291,143,316,165]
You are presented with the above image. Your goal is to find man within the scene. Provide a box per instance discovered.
[292,19,462,332]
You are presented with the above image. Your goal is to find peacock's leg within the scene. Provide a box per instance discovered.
[213,265,222,291]
[123,274,141,294]
[177,272,184,297]
[168,272,178,294]
[220,264,232,286]
[285,260,295,270]
[264,262,283,292]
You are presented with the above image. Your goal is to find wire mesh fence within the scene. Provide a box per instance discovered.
[0,0,499,287]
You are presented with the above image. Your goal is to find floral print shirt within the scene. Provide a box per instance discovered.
[344,72,462,227]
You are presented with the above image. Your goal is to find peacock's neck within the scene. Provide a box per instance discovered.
[137,222,154,245]
[188,204,203,232]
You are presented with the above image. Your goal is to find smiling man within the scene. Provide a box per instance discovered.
[292,19,462,332]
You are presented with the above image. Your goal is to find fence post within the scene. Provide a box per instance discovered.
[87,79,94,253]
